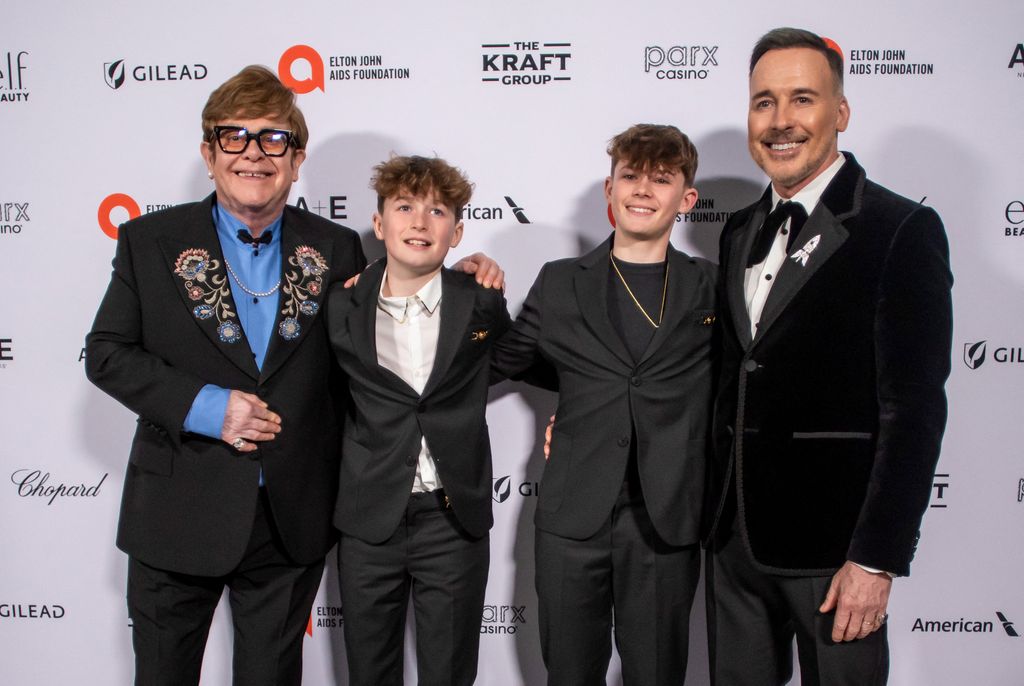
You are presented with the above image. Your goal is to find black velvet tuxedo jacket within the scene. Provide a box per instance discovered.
[492,237,717,546]
[707,154,953,577]
[85,194,366,576]
[326,260,511,544]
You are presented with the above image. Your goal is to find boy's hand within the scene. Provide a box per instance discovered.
[543,414,555,460]
[453,252,505,290]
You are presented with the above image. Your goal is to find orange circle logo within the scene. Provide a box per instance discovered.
[97,193,141,239]
[822,37,844,62]
[279,45,325,94]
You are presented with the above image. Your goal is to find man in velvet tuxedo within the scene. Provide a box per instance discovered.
[705,28,953,685]
[494,125,716,685]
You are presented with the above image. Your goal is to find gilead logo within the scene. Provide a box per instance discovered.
[279,45,325,94]
[97,193,141,239]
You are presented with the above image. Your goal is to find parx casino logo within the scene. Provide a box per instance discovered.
[0,50,29,103]
[481,41,572,86]
[103,58,208,90]
[278,45,411,94]
[644,44,719,80]
[0,201,29,236]
[481,603,527,635]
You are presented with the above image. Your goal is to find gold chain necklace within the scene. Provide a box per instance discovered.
[609,252,669,328]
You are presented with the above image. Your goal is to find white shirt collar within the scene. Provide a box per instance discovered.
[771,152,846,216]
[377,270,442,320]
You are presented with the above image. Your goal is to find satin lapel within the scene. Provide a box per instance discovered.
[638,246,700,365]
[158,197,258,379]
[345,259,391,386]
[752,156,863,346]
[422,269,475,398]
[574,239,632,368]
[258,212,333,383]
[728,191,772,349]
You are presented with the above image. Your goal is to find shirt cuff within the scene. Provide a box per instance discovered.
[183,385,230,439]
[852,562,896,578]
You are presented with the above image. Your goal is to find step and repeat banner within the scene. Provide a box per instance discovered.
[2,1,1022,684]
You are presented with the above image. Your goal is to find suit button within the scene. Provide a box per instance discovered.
[406,455,417,466]
[257,387,269,398]
[417,404,426,414]
[743,359,759,372]
[630,376,642,386]
[617,436,630,448]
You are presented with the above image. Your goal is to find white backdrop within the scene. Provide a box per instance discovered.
[2,1,1023,684]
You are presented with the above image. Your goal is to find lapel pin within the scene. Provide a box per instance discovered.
[790,234,821,267]
[471,330,489,341]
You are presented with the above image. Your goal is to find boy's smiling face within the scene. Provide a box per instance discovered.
[374,190,464,283]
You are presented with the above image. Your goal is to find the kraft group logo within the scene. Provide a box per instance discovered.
[931,473,950,509]
[103,58,208,90]
[278,44,411,94]
[480,41,572,86]
[1,50,29,103]
[0,337,12,369]
[643,44,719,81]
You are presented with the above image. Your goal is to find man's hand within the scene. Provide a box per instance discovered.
[543,415,555,460]
[453,252,505,290]
[819,561,892,642]
[220,390,282,453]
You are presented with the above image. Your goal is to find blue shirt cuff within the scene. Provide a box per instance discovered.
[183,385,231,439]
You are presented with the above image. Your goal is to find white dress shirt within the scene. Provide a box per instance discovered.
[744,153,846,339]
[375,271,444,493]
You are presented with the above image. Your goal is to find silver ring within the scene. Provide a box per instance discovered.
[877,613,888,625]
[232,438,246,450]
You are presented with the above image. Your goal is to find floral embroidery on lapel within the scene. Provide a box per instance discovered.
[174,248,242,343]
[279,245,328,341]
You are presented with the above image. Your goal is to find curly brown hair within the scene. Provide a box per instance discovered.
[607,124,698,187]
[372,155,474,220]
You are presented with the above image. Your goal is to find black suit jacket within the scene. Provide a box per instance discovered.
[707,154,953,577]
[326,260,511,544]
[85,194,366,576]
[493,237,717,546]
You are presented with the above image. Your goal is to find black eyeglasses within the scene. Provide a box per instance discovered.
[212,126,295,157]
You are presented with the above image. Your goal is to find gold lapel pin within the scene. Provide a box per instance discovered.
[471,330,489,341]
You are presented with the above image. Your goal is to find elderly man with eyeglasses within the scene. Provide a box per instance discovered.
[85,65,502,686]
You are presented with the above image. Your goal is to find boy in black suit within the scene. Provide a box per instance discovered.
[326,155,510,686]
[492,124,716,685]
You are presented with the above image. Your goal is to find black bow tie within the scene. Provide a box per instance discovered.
[746,200,808,267]
[237,229,272,253]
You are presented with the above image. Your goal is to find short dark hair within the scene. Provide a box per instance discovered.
[202,65,309,149]
[749,27,844,93]
[607,124,699,187]
[371,155,474,221]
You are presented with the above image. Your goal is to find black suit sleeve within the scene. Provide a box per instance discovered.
[491,264,558,391]
[85,224,207,435]
[848,206,953,575]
